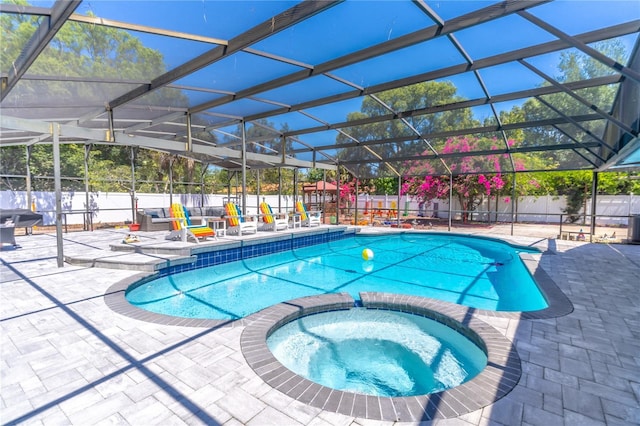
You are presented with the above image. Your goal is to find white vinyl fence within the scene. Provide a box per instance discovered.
[1,191,638,227]
[1,191,299,226]
[356,194,639,226]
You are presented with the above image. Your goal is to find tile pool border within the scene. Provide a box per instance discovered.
[158,227,356,277]
[240,292,522,422]
[104,232,573,327]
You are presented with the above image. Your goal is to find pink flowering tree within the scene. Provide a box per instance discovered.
[450,174,505,221]
[401,136,522,221]
[329,176,378,217]
[330,176,369,211]
[338,179,356,208]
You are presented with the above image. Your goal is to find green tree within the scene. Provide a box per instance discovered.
[0,0,208,194]
[494,39,632,215]
[305,168,336,183]
[597,172,640,194]
[337,81,479,177]
[500,40,628,169]
[371,177,398,195]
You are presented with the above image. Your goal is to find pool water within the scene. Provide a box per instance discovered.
[267,308,488,397]
[126,233,548,319]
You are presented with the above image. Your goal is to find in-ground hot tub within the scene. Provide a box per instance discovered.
[267,308,487,397]
[241,293,522,422]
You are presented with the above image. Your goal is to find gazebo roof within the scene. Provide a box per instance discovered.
[302,181,338,193]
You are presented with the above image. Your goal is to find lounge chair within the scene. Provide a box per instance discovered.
[166,203,216,243]
[295,201,321,227]
[224,203,258,235]
[596,231,617,243]
[259,202,288,231]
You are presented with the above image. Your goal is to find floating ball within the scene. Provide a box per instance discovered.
[362,248,374,261]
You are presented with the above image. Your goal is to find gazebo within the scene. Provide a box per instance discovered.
[302,181,338,217]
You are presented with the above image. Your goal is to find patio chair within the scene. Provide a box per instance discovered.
[224,203,258,235]
[295,201,321,227]
[166,203,216,243]
[0,214,18,247]
[596,231,617,243]
[259,202,288,231]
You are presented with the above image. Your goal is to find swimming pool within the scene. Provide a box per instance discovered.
[125,233,548,319]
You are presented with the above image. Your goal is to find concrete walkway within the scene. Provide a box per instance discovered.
[1,227,639,425]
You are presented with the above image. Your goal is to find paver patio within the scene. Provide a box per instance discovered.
[1,226,638,425]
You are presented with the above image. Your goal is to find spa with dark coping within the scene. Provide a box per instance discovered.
[240,292,523,422]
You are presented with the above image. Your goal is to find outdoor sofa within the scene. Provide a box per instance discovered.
[136,206,225,232]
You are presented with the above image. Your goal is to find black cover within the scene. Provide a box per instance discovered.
[0,209,43,227]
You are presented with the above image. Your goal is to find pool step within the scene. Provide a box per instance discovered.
[109,241,194,256]
[64,225,355,271]
[96,253,195,272]
[64,239,199,271]
[66,251,196,272]
[66,238,196,271]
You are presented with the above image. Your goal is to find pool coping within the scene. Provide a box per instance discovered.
[240,292,522,422]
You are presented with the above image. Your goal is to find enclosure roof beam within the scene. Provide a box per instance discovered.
[518,10,640,84]
[241,21,636,124]
[108,1,342,110]
[289,114,603,153]
[0,0,81,101]
[282,74,618,139]
[519,59,638,138]
[191,0,549,114]
[0,113,336,171]
[551,125,603,166]
[534,96,615,152]
[0,2,227,45]
[201,76,619,151]
[122,112,186,133]
[335,141,601,167]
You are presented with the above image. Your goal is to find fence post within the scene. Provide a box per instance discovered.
[589,171,598,242]
[53,125,64,267]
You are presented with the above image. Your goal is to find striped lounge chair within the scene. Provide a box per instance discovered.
[259,202,288,231]
[166,203,216,243]
[224,203,258,235]
[295,201,321,227]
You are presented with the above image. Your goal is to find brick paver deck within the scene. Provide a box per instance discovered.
[1,227,638,425]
